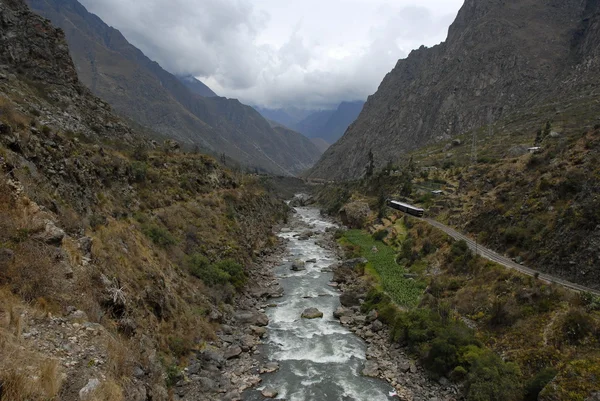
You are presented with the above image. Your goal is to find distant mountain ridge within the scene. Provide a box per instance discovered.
[308,0,600,180]
[177,75,218,98]
[257,100,365,147]
[26,0,321,175]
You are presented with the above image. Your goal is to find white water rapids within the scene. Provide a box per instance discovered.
[244,207,394,401]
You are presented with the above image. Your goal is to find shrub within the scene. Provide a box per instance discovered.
[561,308,594,345]
[372,229,388,242]
[168,336,192,358]
[186,254,246,289]
[130,161,148,183]
[214,259,246,290]
[524,367,557,401]
[462,346,522,401]
[424,322,478,377]
[142,223,177,247]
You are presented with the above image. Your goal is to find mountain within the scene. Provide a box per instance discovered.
[26,0,321,175]
[254,106,315,128]
[256,101,364,146]
[0,0,289,399]
[310,138,330,153]
[292,101,365,144]
[177,74,217,98]
[309,0,600,180]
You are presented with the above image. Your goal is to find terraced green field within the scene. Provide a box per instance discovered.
[341,229,425,307]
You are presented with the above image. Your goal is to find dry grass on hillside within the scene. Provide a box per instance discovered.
[0,291,63,401]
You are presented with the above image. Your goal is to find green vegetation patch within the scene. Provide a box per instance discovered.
[341,229,424,307]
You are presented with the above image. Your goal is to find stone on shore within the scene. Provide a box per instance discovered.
[362,360,379,377]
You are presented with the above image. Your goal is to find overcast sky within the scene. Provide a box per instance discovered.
[78,0,464,109]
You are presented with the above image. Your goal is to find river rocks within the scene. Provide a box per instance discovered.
[366,309,378,323]
[240,335,257,351]
[301,308,323,319]
[235,311,269,327]
[291,259,306,271]
[362,361,380,377]
[306,258,317,263]
[371,320,384,332]
[224,346,243,359]
[340,316,353,325]
[332,258,367,283]
[398,361,411,373]
[261,388,279,398]
[296,230,315,240]
[333,306,351,318]
[249,325,267,337]
[260,362,280,374]
[340,291,362,307]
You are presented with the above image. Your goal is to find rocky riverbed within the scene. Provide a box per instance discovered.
[174,206,461,401]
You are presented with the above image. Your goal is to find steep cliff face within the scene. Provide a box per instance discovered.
[309,0,600,180]
[26,0,321,175]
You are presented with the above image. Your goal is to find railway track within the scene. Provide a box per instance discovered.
[419,217,600,296]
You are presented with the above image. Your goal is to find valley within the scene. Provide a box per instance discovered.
[0,0,599,400]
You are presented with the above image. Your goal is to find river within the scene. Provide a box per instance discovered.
[244,207,394,401]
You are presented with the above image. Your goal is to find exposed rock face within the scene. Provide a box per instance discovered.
[309,0,600,180]
[339,202,370,228]
[26,0,321,175]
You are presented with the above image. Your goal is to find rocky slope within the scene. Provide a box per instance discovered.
[25,0,321,175]
[0,0,291,399]
[309,0,600,180]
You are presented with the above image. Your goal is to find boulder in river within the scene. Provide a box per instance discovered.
[301,308,324,319]
[261,388,279,398]
[291,259,306,271]
[260,362,280,374]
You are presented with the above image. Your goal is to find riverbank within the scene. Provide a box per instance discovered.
[326,232,461,401]
[172,236,288,401]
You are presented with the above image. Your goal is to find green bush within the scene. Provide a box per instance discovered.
[463,346,522,401]
[167,336,192,358]
[424,322,478,377]
[143,223,177,247]
[214,259,246,290]
[372,229,388,241]
[524,367,557,401]
[561,308,594,345]
[186,254,246,289]
[130,161,148,183]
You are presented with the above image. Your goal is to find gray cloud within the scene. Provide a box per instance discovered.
[79,0,462,109]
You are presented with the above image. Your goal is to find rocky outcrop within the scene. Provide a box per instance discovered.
[309,0,600,180]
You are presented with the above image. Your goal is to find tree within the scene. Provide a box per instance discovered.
[365,149,375,178]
